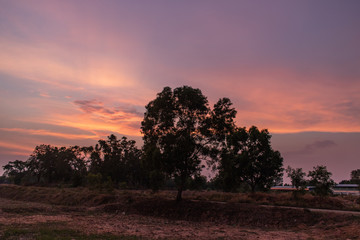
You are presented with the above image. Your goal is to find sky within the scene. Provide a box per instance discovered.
[1,0,360,183]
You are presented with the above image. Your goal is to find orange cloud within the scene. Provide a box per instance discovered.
[0,150,31,157]
[0,141,34,153]
[0,128,98,140]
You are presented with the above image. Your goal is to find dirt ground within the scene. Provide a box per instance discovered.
[1,197,360,240]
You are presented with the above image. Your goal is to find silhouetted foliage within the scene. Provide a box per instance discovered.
[217,126,283,192]
[286,166,307,190]
[340,169,360,188]
[286,166,307,198]
[1,85,293,200]
[88,134,144,187]
[26,145,87,185]
[2,134,143,187]
[308,165,335,196]
[350,169,360,184]
[3,160,28,184]
[141,86,239,200]
[203,97,237,162]
[141,86,210,201]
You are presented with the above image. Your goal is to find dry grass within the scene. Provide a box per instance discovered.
[179,190,360,211]
[0,184,359,212]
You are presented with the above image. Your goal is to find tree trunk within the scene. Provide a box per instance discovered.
[176,186,183,202]
[250,183,256,193]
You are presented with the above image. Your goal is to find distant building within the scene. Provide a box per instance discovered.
[332,184,360,196]
[271,184,359,196]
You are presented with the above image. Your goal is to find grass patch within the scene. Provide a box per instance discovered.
[0,222,143,240]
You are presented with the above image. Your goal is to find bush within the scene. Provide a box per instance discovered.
[86,173,102,190]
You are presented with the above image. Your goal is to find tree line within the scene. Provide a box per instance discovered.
[1,86,359,200]
[286,166,360,197]
[2,135,145,188]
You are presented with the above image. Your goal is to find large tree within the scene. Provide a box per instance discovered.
[142,86,212,201]
[218,126,283,192]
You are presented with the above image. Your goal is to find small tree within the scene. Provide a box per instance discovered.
[308,165,335,197]
[286,166,307,198]
[286,166,307,190]
[350,169,360,184]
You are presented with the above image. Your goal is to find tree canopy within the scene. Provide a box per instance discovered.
[286,166,307,190]
[350,169,360,184]
[141,86,211,201]
[308,165,335,196]
[217,126,284,192]
[89,134,144,187]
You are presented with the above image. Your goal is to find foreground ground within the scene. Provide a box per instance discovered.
[0,185,360,239]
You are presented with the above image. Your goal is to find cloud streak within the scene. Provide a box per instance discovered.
[0,141,34,153]
[285,140,337,156]
[0,128,98,140]
[73,99,143,123]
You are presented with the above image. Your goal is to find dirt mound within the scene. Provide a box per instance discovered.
[0,184,118,207]
[100,198,325,228]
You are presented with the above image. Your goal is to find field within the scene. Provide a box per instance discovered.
[0,185,360,239]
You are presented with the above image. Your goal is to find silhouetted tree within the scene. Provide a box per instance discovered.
[25,145,87,185]
[142,86,211,201]
[27,145,58,183]
[88,134,143,187]
[308,165,335,196]
[64,146,88,186]
[340,169,360,188]
[350,169,360,184]
[286,166,307,198]
[286,166,307,190]
[202,97,237,168]
[217,126,283,192]
[3,160,28,184]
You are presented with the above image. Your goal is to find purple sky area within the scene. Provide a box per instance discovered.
[1,0,360,182]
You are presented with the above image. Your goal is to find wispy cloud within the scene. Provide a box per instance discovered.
[286,140,337,156]
[73,99,143,123]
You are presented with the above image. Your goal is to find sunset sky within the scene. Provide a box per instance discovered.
[1,0,359,182]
